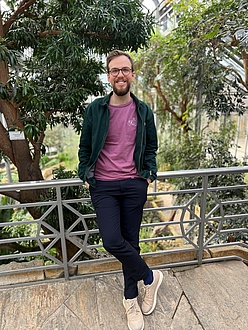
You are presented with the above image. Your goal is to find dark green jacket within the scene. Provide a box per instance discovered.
[78,92,158,187]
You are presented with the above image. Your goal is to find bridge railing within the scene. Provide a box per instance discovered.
[0,166,248,288]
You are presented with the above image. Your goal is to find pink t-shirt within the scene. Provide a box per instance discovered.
[94,98,140,180]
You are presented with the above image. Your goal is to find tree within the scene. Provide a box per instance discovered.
[0,0,154,206]
[133,0,247,137]
[171,0,248,242]
[133,0,248,244]
[133,32,197,134]
[174,0,248,120]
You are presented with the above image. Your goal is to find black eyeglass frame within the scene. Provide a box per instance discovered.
[108,67,133,77]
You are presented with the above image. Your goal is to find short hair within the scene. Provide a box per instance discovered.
[106,50,134,72]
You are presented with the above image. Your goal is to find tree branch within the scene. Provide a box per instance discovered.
[3,0,37,35]
[212,35,248,91]
[155,81,182,122]
[219,62,248,91]
[241,50,248,88]
[38,30,62,38]
[33,132,45,167]
[0,189,20,202]
[0,8,4,37]
[0,240,48,253]
[0,116,15,163]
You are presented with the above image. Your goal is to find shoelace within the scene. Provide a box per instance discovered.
[141,285,152,302]
[126,301,141,315]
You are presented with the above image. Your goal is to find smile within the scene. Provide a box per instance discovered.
[115,79,127,85]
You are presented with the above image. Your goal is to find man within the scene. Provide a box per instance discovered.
[78,50,163,330]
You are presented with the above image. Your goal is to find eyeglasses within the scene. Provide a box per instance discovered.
[108,67,132,77]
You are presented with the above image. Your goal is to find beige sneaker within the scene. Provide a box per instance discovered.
[123,297,144,330]
[141,270,163,315]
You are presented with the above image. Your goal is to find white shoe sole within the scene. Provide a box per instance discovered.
[127,322,144,330]
[143,270,163,316]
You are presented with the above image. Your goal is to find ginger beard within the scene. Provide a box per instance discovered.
[112,77,131,96]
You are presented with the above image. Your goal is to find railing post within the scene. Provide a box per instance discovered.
[198,174,208,265]
[153,179,157,193]
[56,186,69,279]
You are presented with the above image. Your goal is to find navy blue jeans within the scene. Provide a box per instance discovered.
[90,178,150,299]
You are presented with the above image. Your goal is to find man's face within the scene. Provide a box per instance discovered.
[107,55,135,97]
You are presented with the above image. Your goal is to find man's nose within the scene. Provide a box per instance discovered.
[117,69,125,76]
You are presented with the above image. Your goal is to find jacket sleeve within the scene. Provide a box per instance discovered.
[78,105,92,181]
[143,106,158,182]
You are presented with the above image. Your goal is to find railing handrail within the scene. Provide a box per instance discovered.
[0,166,248,289]
[1,166,248,191]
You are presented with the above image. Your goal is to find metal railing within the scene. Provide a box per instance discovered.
[0,166,248,288]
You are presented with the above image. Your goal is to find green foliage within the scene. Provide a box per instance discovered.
[133,1,248,245]
[139,227,156,253]
[39,154,50,167]
[1,0,155,138]
[40,124,79,170]
[139,208,172,253]
[133,0,247,136]
[158,132,204,172]
[0,205,39,264]
[158,121,248,243]
[0,195,14,223]
[0,0,155,192]
[158,120,238,177]
[3,209,36,243]
[42,157,59,168]
[174,0,248,113]
[43,124,70,153]
[0,42,20,66]
[204,80,247,120]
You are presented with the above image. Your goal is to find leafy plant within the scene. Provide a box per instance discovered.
[0,0,155,210]
[159,122,248,243]
[0,195,14,224]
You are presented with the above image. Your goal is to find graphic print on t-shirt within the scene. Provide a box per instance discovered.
[128,117,137,127]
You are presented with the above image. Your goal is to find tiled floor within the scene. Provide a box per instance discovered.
[0,260,247,330]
